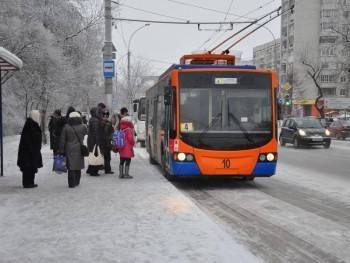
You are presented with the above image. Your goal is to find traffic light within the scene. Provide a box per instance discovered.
[284,94,291,106]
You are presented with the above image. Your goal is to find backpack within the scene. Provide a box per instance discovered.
[112,129,126,150]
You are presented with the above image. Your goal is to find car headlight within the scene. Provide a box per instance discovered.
[177,153,186,161]
[325,129,330,136]
[298,129,306,136]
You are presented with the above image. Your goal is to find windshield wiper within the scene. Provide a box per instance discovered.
[197,101,223,144]
[227,103,255,144]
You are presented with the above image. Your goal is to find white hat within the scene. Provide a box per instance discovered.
[29,110,40,125]
[69,111,81,118]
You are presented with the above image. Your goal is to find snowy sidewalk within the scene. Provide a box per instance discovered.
[0,138,259,263]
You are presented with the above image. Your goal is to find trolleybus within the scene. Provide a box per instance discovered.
[145,53,278,180]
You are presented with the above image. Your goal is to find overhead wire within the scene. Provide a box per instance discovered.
[111,17,254,25]
[167,0,254,20]
[195,0,279,51]
[221,4,293,52]
[196,0,234,51]
[112,1,189,22]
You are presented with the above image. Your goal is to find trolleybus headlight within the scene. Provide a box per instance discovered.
[259,154,266,162]
[298,129,306,136]
[186,154,194,162]
[325,129,330,136]
[267,153,275,162]
[177,153,186,161]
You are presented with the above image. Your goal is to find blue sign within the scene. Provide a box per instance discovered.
[104,60,115,78]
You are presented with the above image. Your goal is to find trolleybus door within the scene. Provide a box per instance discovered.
[152,96,158,159]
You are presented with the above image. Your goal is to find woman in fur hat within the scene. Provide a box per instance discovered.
[17,110,43,188]
[58,111,87,188]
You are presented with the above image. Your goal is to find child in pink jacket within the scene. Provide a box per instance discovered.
[118,116,135,178]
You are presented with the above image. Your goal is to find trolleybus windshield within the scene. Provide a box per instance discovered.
[179,71,273,150]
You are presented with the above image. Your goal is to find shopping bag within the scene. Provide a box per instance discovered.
[88,145,104,166]
[53,155,67,173]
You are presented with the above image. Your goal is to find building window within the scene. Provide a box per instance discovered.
[281,64,287,73]
[341,48,350,56]
[288,36,294,48]
[321,22,336,31]
[321,88,336,96]
[320,46,336,56]
[322,9,337,18]
[320,74,337,83]
[341,75,347,82]
[320,36,337,43]
[340,89,347,96]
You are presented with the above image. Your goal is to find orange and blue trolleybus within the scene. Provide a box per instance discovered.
[145,53,278,180]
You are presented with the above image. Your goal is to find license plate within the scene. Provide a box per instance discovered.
[311,137,323,141]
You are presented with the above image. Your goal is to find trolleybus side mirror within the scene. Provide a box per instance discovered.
[164,86,173,106]
[133,99,139,113]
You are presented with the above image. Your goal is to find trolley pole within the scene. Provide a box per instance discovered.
[104,0,113,109]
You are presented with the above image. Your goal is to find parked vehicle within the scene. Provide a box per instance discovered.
[328,119,350,140]
[279,117,331,148]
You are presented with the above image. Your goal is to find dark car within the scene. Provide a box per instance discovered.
[279,117,331,148]
[328,119,350,140]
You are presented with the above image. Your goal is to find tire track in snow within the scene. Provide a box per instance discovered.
[255,179,350,228]
[183,188,346,263]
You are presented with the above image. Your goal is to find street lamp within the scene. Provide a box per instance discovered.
[127,23,150,105]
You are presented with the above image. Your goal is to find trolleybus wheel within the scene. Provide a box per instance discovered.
[243,176,255,181]
[149,155,157,165]
[161,148,175,181]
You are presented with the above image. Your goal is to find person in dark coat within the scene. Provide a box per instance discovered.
[58,112,87,188]
[17,110,43,188]
[86,107,104,176]
[100,109,114,174]
[48,109,65,155]
[65,106,76,121]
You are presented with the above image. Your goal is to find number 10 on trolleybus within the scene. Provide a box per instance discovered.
[145,53,278,180]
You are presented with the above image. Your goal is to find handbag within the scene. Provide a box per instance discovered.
[70,125,89,157]
[53,155,67,173]
[88,145,104,166]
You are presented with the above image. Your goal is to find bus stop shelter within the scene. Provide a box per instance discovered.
[0,47,23,176]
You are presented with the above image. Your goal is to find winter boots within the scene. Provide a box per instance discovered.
[119,165,124,178]
[119,164,133,179]
[124,165,133,179]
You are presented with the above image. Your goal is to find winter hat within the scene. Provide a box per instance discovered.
[29,110,40,125]
[69,111,81,118]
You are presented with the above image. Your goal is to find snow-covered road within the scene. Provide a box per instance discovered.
[174,142,350,263]
[0,137,259,263]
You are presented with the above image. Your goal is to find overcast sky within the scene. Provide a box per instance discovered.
[112,0,281,75]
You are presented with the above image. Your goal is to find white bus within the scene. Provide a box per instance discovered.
[133,97,146,147]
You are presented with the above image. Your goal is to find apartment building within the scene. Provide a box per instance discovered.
[253,39,281,76]
[280,0,350,116]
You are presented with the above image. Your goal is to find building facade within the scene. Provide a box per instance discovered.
[253,39,281,76]
[280,0,350,116]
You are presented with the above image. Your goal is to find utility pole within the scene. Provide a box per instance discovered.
[104,0,113,109]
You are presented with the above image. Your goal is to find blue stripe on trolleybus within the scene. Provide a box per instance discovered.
[252,162,277,177]
[170,161,201,176]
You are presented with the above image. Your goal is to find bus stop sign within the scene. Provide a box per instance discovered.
[103,60,115,78]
